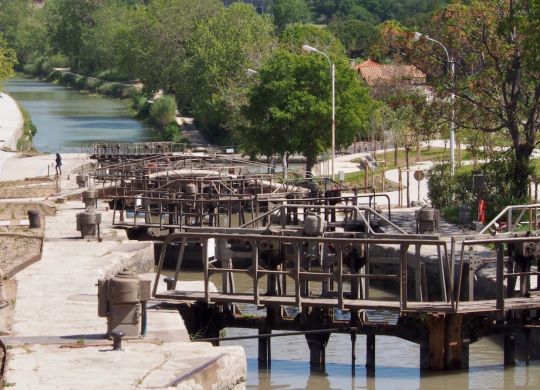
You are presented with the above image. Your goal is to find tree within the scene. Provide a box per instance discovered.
[379,0,540,200]
[0,33,17,88]
[181,3,276,143]
[328,18,377,58]
[241,48,373,176]
[270,0,312,32]
[0,0,48,64]
[117,0,223,93]
[46,0,99,71]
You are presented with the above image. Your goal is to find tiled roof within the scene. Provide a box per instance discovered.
[354,59,425,86]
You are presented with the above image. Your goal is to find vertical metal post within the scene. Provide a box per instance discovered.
[496,243,505,310]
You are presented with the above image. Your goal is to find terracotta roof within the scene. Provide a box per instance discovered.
[354,59,425,86]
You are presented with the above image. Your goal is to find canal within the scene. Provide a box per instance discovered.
[5,76,539,389]
[4,76,158,152]
[180,272,539,389]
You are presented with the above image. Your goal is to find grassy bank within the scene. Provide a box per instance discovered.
[16,104,37,152]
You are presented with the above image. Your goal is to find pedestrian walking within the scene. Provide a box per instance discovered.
[55,153,62,175]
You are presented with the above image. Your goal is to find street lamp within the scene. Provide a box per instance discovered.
[414,32,456,175]
[302,44,336,181]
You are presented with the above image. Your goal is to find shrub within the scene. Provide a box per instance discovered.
[59,72,76,87]
[22,63,38,75]
[47,70,62,81]
[161,123,184,142]
[131,94,147,111]
[427,153,529,222]
[150,95,177,129]
[48,53,69,68]
[95,69,130,82]
[74,75,87,89]
[85,78,103,91]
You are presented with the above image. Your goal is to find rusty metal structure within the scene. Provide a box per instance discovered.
[88,143,540,372]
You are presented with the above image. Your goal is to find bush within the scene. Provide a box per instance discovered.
[47,69,62,81]
[48,53,69,68]
[22,63,39,75]
[428,154,529,222]
[85,77,103,91]
[150,95,177,128]
[161,123,184,142]
[74,75,87,89]
[59,72,76,87]
[95,69,130,82]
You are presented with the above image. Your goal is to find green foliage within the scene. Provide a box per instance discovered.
[161,123,184,142]
[74,75,87,90]
[59,72,76,87]
[150,95,177,129]
[0,33,17,87]
[95,69,130,82]
[47,69,62,82]
[118,0,224,95]
[46,0,99,71]
[279,23,345,56]
[428,154,530,222]
[17,105,37,152]
[327,18,376,58]
[241,47,373,174]
[270,0,313,32]
[97,82,130,98]
[84,77,104,92]
[180,2,276,142]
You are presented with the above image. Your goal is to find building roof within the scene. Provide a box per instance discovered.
[354,59,425,86]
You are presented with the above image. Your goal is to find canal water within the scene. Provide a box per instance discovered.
[5,76,539,389]
[178,271,539,389]
[4,76,158,152]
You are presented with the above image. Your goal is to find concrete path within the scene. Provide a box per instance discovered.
[1,199,246,388]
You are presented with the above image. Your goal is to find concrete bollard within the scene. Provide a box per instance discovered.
[27,209,41,229]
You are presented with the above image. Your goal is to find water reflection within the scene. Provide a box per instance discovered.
[4,77,158,151]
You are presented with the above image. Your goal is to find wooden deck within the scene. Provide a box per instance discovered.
[155,290,540,314]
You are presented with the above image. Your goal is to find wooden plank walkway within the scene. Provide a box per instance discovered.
[155,290,540,314]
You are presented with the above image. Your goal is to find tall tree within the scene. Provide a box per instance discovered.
[328,18,377,58]
[181,2,276,143]
[241,48,373,175]
[270,0,312,32]
[118,0,223,93]
[45,0,99,71]
[379,0,540,199]
[0,33,17,88]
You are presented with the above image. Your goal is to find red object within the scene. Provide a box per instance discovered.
[478,199,486,224]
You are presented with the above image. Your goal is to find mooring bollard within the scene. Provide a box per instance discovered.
[111,331,124,351]
[164,277,175,291]
[27,209,41,229]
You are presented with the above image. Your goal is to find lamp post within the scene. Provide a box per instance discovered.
[302,44,336,181]
[414,32,455,175]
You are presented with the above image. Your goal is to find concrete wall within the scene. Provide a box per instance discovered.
[0,92,24,151]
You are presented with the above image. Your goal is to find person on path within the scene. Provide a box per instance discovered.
[55,153,62,175]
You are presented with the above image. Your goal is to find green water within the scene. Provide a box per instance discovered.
[4,77,159,152]
[177,271,540,389]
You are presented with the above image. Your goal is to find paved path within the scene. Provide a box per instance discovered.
[2,200,246,389]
